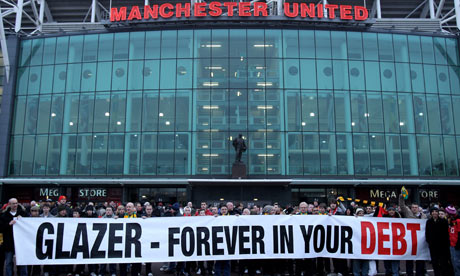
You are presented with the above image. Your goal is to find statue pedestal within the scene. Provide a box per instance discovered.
[232,162,247,179]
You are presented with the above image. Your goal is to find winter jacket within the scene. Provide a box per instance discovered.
[0,206,29,252]
[398,194,427,219]
[426,218,450,252]
[449,217,460,248]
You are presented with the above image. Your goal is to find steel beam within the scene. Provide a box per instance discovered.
[454,0,460,29]
[436,0,446,18]
[376,0,382,19]
[0,6,10,82]
[14,0,23,33]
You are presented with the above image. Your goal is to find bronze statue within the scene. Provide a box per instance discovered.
[232,134,247,163]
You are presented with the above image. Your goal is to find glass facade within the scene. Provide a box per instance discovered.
[9,29,460,177]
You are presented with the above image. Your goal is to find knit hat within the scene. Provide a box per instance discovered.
[57,205,66,212]
[355,208,364,215]
[172,203,180,211]
[430,207,439,213]
[30,206,40,212]
[445,206,457,215]
[58,195,66,202]
[263,205,274,214]
[86,205,94,212]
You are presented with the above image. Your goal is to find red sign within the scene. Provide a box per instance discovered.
[110,2,368,22]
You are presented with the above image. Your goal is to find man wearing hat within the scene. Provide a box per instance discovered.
[426,207,453,276]
[446,206,460,275]
[51,195,72,217]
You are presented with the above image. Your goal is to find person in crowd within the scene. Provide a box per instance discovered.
[40,203,54,218]
[378,206,401,276]
[210,206,219,216]
[440,209,447,220]
[100,206,117,276]
[1,198,28,276]
[352,208,369,276]
[297,202,308,215]
[51,195,72,217]
[28,206,41,276]
[316,202,331,275]
[119,202,141,276]
[399,194,426,276]
[84,205,98,218]
[176,206,195,276]
[328,198,347,276]
[195,202,212,216]
[446,205,460,276]
[295,202,314,276]
[426,207,453,276]
[135,202,144,216]
[215,204,231,276]
[226,201,241,215]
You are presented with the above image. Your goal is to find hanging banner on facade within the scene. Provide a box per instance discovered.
[14,215,429,265]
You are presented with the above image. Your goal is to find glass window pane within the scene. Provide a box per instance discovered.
[331,31,347,59]
[195,30,211,58]
[37,95,51,134]
[28,66,41,95]
[230,58,247,88]
[175,133,190,175]
[430,135,445,176]
[126,91,142,132]
[317,60,333,90]
[303,133,320,175]
[424,65,438,93]
[66,63,82,92]
[333,60,349,90]
[229,89,247,130]
[386,135,403,176]
[129,32,145,60]
[145,31,161,59]
[34,135,48,175]
[286,91,301,131]
[287,133,302,175]
[16,67,29,95]
[46,135,61,175]
[247,29,265,58]
[75,134,92,175]
[83,34,98,62]
[334,91,351,132]
[177,59,193,89]
[421,36,435,64]
[53,64,66,93]
[109,92,126,132]
[401,134,418,175]
[351,91,368,132]
[19,40,31,67]
[301,91,318,131]
[95,62,112,91]
[349,61,365,90]
[284,59,300,89]
[363,33,378,61]
[318,91,334,131]
[107,134,124,174]
[398,93,415,133]
[444,136,458,176]
[426,95,442,134]
[410,64,425,93]
[92,134,108,174]
[50,95,64,133]
[335,133,353,176]
[266,58,282,88]
[40,65,54,94]
[159,91,175,131]
[142,90,159,131]
[141,133,158,175]
[160,60,176,89]
[315,31,331,59]
[437,65,450,94]
[144,60,160,90]
[127,60,143,90]
[434,37,447,65]
[248,89,266,131]
[393,35,409,62]
[247,58,265,88]
[30,39,44,66]
[176,90,191,131]
[125,133,140,175]
[440,95,454,134]
[24,96,38,134]
[12,97,26,135]
[446,38,459,66]
[364,62,381,91]
[320,133,336,175]
[212,29,229,58]
[453,96,460,134]
[68,36,83,63]
[353,134,370,175]
[93,93,110,132]
[9,136,23,175]
[283,30,299,58]
[380,62,396,92]
[178,30,193,58]
[55,37,69,64]
[158,133,174,175]
[408,35,422,63]
[112,61,127,91]
[61,135,76,175]
[265,30,282,58]
[62,94,79,134]
[299,30,315,58]
[395,63,411,92]
[196,132,211,174]
[378,33,394,61]
[382,93,399,133]
[21,136,35,175]
[161,30,177,59]
[229,29,247,58]
[248,132,266,174]
[81,63,97,92]
[370,134,386,175]
[347,32,363,60]
[449,66,460,94]
[367,92,384,132]
[78,93,94,133]
[300,59,317,89]
[113,33,129,60]
[417,135,432,175]
[98,33,114,61]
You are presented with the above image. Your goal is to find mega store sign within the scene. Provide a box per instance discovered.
[110,2,369,22]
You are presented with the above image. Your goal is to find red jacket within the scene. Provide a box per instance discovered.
[449,218,460,247]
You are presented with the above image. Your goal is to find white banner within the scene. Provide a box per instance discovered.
[14,215,430,265]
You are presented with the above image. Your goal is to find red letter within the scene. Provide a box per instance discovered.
[392,223,407,255]
[361,221,376,255]
[325,4,338,19]
[239,2,251,16]
[194,2,206,17]
[377,222,390,255]
[300,3,315,18]
[209,2,222,17]
[355,6,368,20]
[284,3,298,18]
[110,7,127,21]
[340,5,352,20]
[176,3,191,17]
[407,223,421,255]
[128,6,142,20]
[317,4,324,18]
[159,3,174,18]
[223,2,237,16]
[254,2,268,17]
[144,5,158,19]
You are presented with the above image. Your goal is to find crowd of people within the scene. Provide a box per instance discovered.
[0,194,459,276]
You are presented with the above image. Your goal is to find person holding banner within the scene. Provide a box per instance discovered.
[214,205,231,276]
[352,208,369,276]
[426,207,453,276]
[446,206,460,276]
[120,202,141,276]
[1,198,28,276]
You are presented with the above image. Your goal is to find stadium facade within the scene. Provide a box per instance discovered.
[0,0,460,206]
